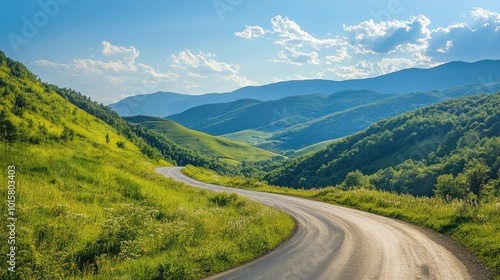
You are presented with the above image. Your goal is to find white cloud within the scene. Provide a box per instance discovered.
[270,16,342,49]
[471,7,500,23]
[139,63,179,81]
[343,15,431,54]
[426,8,500,61]
[170,49,240,74]
[436,40,453,54]
[235,15,343,66]
[223,74,258,87]
[187,72,208,79]
[321,60,376,80]
[273,47,321,65]
[170,49,256,89]
[32,59,60,68]
[235,25,268,39]
[182,80,200,91]
[326,47,352,63]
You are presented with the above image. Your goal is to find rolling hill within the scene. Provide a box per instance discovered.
[265,93,500,197]
[110,59,500,117]
[168,81,500,151]
[125,115,284,164]
[168,90,390,136]
[0,51,293,279]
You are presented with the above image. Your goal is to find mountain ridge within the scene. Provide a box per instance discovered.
[168,81,500,151]
[110,59,500,117]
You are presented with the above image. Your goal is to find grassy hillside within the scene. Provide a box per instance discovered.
[168,91,390,136]
[0,51,294,279]
[125,116,283,165]
[168,83,500,152]
[266,93,500,197]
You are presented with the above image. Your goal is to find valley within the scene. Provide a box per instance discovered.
[1,50,499,279]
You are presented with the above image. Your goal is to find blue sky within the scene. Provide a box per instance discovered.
[1,0,500,104]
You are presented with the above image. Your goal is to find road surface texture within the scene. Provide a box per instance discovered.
[156,167,482,280]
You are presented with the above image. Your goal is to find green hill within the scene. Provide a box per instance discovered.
[0,51,293,279]
[270,82,500,150]
[265,93,500,197]
[125,115,284,164]
[168,90,390,136]
[168,83,500,152]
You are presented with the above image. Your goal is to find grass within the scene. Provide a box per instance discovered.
[125,116,283,164]
[182,165,500,280]
[291,138,341,157]
[0,140,295,279]
[0,54,296,279]
[220,130,274,146]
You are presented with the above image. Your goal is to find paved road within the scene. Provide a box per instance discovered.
[155,167,473,280]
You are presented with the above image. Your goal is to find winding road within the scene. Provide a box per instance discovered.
[155,167,473,280]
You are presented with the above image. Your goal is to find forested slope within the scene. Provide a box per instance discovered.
[266,93,500,197]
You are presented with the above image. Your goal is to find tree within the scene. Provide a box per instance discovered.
[434,174,468,201]
[105,133,110,145]
[465,162,490,200]
[13,94,28,116]
[341,170,373,190]
[116,141,125,149]
[0,111,17,142]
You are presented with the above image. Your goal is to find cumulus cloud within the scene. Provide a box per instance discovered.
[169,49,257,88]
[34,41,144,75]
[270,16,342,49]
[234,15,343,65]
[235,25,269,39]
[326,47,352,63]
[170,49,240,74]
[343,15,431,54]
[426,8,500,61]
[273,47,321,65]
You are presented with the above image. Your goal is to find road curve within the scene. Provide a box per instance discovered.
[155,167,473,280]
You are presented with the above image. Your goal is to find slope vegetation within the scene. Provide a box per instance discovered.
[169,83,500,151]
[0,51,294,279]
[266,93,500,197]
[125,115,283,164]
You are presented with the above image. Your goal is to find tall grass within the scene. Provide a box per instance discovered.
[182,165,500,279]
[0,142,294,279]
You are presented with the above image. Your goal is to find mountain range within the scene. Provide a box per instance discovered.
[110,60,500,117]
[168,81,500,151]
[265,92,500,197]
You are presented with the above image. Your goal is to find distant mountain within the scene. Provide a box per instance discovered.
[167,81,500,151]
[269,81,500,150]
[265,93,500,196]
[168,90,390,135]
[124,115,283,164]
[110,59,500,117]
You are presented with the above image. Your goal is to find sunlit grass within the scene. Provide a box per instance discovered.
[0,141,294,279]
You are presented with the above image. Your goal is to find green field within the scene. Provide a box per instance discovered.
[126,116,283,164]
[220,129,274,146]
